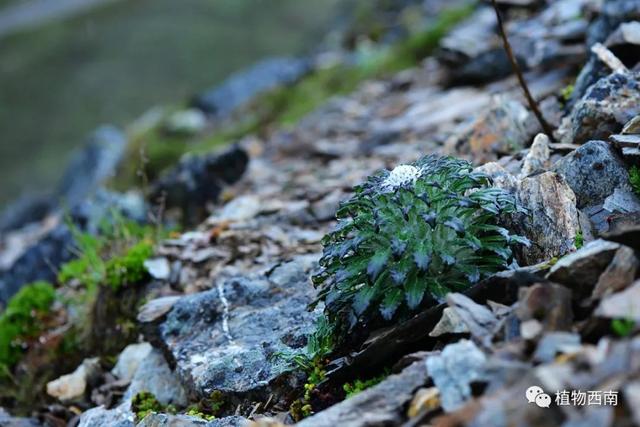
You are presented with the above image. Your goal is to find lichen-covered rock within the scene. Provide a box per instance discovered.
[547,239,620,299]
[426,340,487,412]
[563,71,640,144]
[513,172,579,264]
[78,404,135,427]
[552,140,630,208]
[124,349,188,407]
[136,414,247,427]
[146,257,320,404]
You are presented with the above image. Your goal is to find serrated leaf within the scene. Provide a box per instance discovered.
[367,249,390,281]
[413,246,432,272]
[405,276,427,309]
[353,285,377,315]
[443,218,465,236]
[380,288,403,320]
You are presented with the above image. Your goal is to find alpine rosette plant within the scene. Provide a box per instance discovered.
[311,155,528,334]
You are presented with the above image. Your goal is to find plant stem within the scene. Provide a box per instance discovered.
[490,0,555,141]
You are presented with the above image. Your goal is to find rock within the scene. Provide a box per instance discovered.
[145,260,319,403]
[429,307,469,337]
[136,414,247,427]
[513,172,579,264]
[56,125,128,207]
[596,280,640,321]
[0,409,42,427]
[77,404,134,427]
[519,133,551,177]
[516,281,573,332]
[552,140,630,208]
[46,358,101,402]
[442,293,499,346]
[407,387,440,418]
[547,239,620,296]
[193,57,310,117]
[151,145,249,225]
[0,190,146,305]
[137,296,181,323]
[215,195,262,222]
[624,381,640,426]
[0,193,53,233]
[164,109,207,135]
[144,258,171,281]
[533,332,581,363]
[112,343,154,383]
[426,340,487,412]
[592,246,640,299]
[603,188,640,213]
[605,21,640,69]
[296,357,429,427]
[465,96,539,163]
[124,348,188,407]
[563,71,640,145]
[603,224,640,251]
[622,115,640,134]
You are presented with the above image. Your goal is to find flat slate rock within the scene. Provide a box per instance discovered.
[151,257,320,403]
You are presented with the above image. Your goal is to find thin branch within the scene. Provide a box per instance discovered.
[491,0,555,140]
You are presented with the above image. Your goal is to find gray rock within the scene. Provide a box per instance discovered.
[564,72,640,145]
[552,140,630,208]
[125,348,188,407]
[0,409,42,427]
[112,343,154,383]
[151,145,249,226]
[296,357,429,427]
[147,259,319,403]
[144,258,172,281]
[426,340,487,412]
[193,57,310,117]
[533,332,581,363]
[513,172,580,265]
[547,239,620,297]
[136,414,247,427]
[519,133,551,178]
[596,280,640,321]
[603,188,640,213]
[78,404,135,427]
[56,125,128,207]
[0,189,146,306]
[592,246,639,299]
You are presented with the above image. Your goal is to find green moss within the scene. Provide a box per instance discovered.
[630,166,640,196]
[58,215,160,292]
[0,282,56,374]
[343,371,389,398]
[611,318,635,337]
[131,391,170,420]
[560,84,574,103]
[574,231,584,249]
[105,241,153,291]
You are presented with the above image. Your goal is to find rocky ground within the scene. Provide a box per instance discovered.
[1,0,640,426]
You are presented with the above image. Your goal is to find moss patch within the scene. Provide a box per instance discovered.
[0,281,56,375]
[630,166,640,196]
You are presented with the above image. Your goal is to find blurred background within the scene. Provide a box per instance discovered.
[0,0,353,208]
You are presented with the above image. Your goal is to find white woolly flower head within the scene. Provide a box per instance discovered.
[381,164,422,191]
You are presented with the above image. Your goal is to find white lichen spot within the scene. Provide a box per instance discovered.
[382,164,421,191]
